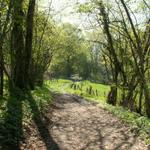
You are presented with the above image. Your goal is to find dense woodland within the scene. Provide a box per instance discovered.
[0,0,150,149]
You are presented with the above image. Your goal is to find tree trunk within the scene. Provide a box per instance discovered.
[138,85,143,115]
[11,0,25,89]
[142,78,150,117]
[24,0,36,89]
[98,1,122,105]
[120,0,150,117]
[0,46,4,96]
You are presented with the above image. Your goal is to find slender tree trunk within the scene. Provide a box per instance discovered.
[0,15,4,96]
[0,1,13,91]
[138,85,143,115]
[0,46,4,96]
[120,0,150,117]
[98,1,123,105]
[11,0,25,89]
[24,0,36,89]
[142,78,150,117]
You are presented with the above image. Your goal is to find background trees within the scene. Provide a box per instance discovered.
[0,0,149,116]
[0,0,150,149]
[0,0,110,95]
[78,0,150,116]
[49,23,107,82]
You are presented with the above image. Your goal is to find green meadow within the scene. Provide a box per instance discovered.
[46,79,110,102]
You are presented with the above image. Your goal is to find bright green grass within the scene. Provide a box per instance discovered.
[45,79,110,101]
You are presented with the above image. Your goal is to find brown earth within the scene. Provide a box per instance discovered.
[21,93,149,150]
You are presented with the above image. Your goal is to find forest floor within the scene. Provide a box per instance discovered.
[21,93,149,150]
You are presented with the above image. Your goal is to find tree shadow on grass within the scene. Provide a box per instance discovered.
[0,88,59,150]
[0,91,23,150]
[27,91,60,150]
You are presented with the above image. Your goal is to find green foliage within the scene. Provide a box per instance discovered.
[22,86,53,125]
[49,25,109,83]
[50,24,92,79]
[78,2,95,13]
[0,85,53,146]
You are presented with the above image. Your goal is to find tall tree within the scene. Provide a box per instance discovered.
[11,0,25,89]
[0,0,12,95]
[11,0,36,90]
[25,0,36,89]
[120,0,150,117]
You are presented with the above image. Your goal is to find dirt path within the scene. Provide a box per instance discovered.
[22,93,149,150]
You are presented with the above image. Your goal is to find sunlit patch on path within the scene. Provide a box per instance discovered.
[22,93,149,150]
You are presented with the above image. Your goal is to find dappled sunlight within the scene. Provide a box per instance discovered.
[42,93,148,150]
[0,0,150,149]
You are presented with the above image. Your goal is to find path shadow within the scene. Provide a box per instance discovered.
[82,108,138,150]
[80,129,105,150]
[0,89,59,150]
[27,91,60,150]
[0,91,23,150]
[54,93,140,150]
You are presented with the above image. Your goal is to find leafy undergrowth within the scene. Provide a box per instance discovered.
[0,86,53,148]
[23,86,52,125]
[46,79,150,145]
